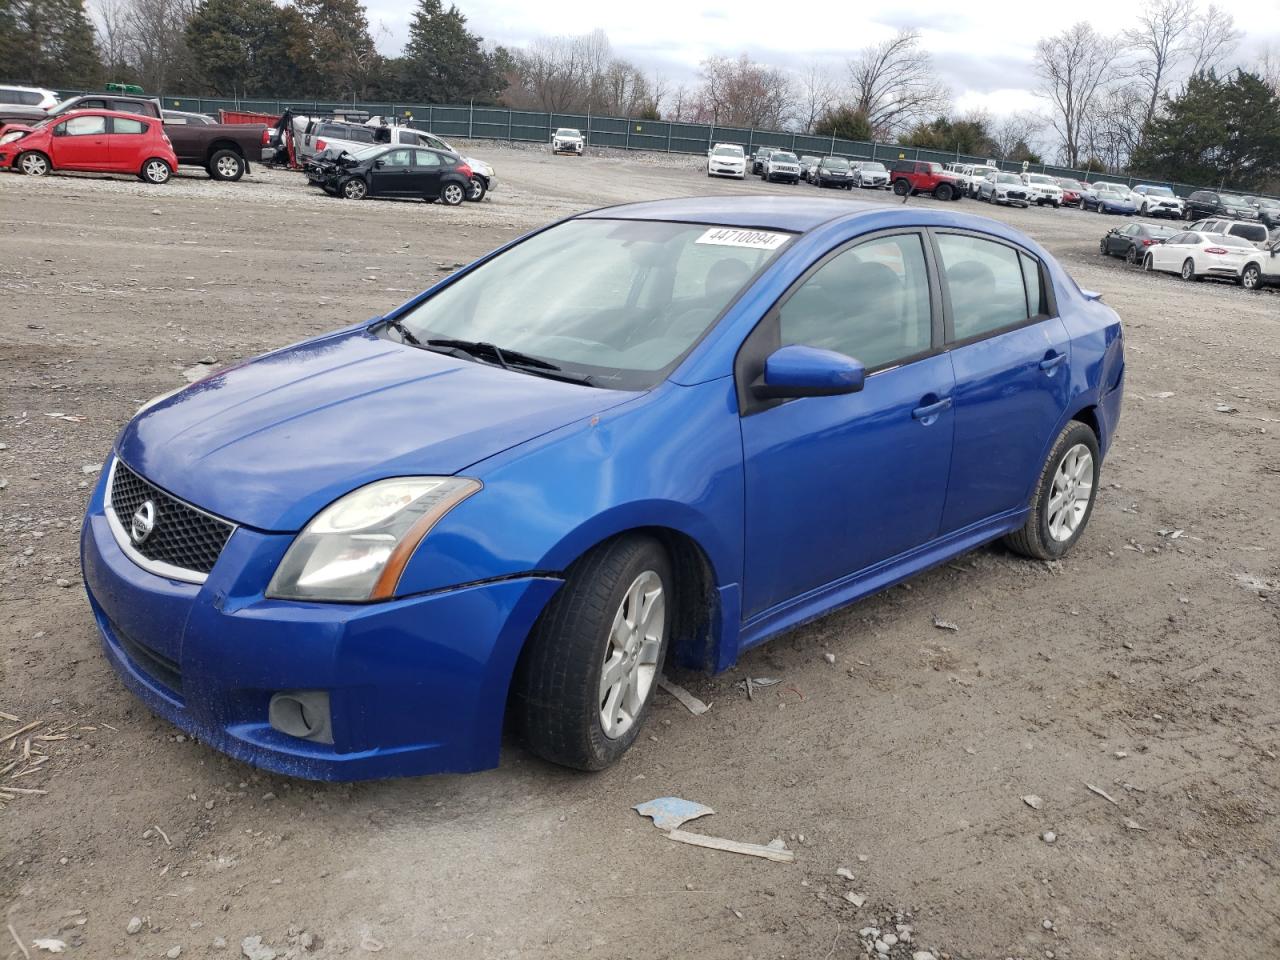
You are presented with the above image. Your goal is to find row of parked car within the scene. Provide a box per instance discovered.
[1098,218,1280,290]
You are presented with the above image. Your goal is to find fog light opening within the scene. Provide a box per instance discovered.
[268,691,334,744]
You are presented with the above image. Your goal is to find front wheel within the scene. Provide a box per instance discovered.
[17,151,50,176]
[935,183,954,201]
[1004,421,1100,560]
[340,177,367,200]
[440,180,466,206]
[512,535,672,770]
[892,179,911,196]
[140,158,172,184]
[466,175,487,201]
[1241,263,1262,290]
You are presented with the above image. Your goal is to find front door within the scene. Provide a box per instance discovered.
[49,114,111,171]
[932,230,1073,533]
[368,148,414,195]
[740,230,955,619]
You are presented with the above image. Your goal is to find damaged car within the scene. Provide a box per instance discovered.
[308,144,473,205]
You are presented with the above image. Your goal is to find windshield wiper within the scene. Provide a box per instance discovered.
[426,338,558,371]
[386,317,423,347]
[425,338,595,386]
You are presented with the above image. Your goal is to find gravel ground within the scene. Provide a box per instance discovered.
[1,145,1278,960]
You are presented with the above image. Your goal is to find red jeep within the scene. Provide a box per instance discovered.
[889,160,964,201]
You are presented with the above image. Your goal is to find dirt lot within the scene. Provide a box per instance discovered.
[1,146,1278,960]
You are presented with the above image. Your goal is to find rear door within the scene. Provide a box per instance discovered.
[48,114,111,171]
[107,115,151,173]
[933,230,1073,533]
[413,149,444,198]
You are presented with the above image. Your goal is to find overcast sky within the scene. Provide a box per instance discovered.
[363,0,1279,117]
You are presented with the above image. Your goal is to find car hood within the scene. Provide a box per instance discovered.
[116,328,639,531]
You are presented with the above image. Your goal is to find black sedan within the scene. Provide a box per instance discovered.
[814,156,855,189]
[1099,221,1177,264]
[311,144,472,204]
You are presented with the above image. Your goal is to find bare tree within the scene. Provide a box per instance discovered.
[1125,0,1195,127]
[689,54,794,129]
[1083,83,1147,170]
[845,30,949,138]
[795,63,839,134]
[1034,22,1123,167]
[1258,44,1280,96]
[94,0,134,79]
[989,111,1045,161]
[1186,3,1241,76]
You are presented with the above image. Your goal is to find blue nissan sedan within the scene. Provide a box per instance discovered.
[81,196,1124,780]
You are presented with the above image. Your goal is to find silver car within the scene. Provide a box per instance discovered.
[852,161,889,189]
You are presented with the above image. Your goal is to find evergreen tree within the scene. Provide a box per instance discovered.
[814,105,874,142]
[185,0,299,97]
[293,0,379,99]
[1132,70,1280,190]
[401,0,499,103]
[0,0,102,88]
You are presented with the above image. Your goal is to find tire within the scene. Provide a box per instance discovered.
[511,535,672,771]
[1125,245,1139,265]
[935,182,954,201]
[466,175,487,201]
[440,180,466,206]
[1099,238,1109,255]
[1053,201,1061,209]
[1003,421,1101,560]
[208,149,245,181]
[1180,258,1196,281]
[1241,263,1262,290]
[340,177,367,200]
[140,158,172,184]
[893,179,911,196]
[1143,253,1154,272]
[17,151,51,176]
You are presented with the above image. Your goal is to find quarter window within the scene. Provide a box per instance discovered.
[778,233,933,370]
[936,234,1034,341]
[112,117,146,135]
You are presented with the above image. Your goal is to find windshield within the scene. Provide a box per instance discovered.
[997,173,1020,184]
[1143,224,1177,237]
[1057,179,1083,189]
[1028,175,1054,184]
[1098,191,1122,199]
[347,145,385,160]
[862,162,886,172]
[556,128,580,137]
[824,158,850,170]
[1095,182,1126,192]
[926,162,944,173]
[773,152,798,163]
[1143,186,1174,196]
[1257,198,1280,208]
[395,219,791,390]
[713,145,742,157]
[1220,194,1248,206]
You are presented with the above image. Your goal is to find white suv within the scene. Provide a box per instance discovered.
[552,128,585,154]
[1132,185,1184,220]
[0,85,59,110]
[706,143,746,179]
[1022,173,1064,208]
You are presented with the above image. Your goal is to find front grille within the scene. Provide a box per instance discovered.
[109,460,235,576]
[112,620,183,696]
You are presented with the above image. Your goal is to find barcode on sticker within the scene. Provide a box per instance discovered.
[695,228,790,250]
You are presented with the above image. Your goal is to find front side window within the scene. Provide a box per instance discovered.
[937,234,1034,341]
[112,117,146,135]
[779,233,932,371]
[381,148,411,168]
[61,115,107,136]
[396,219,788,389]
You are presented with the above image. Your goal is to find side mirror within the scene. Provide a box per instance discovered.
[752,345,865,400]
[373,159,384,169]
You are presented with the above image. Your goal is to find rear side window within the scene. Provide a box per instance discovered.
[413,149,441,167]
[937,234,1033,341]
[112,117,146,135]
[1229,224,1267,243]
[111,100,148,115]
[0,89,42,105]
[779,233,933,370]
[1020,253,1048,317]
[76,99,108,110]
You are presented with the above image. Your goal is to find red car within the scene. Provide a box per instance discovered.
[888,160,964,201]
[1055,178,1085,207]
[0,109,177,184]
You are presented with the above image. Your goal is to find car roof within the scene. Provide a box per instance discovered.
[48,108,158,121]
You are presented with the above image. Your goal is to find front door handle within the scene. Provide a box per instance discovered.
[912,396,953,421]
[1039,351,1067,371]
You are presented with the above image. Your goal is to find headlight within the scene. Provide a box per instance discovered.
[0,131,24,145]
[267,477,481,602]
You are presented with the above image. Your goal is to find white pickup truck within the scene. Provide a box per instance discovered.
[1241,238,1280,291]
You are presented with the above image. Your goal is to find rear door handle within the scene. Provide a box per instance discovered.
[1039,352,1067,371]
[912,397,953,420]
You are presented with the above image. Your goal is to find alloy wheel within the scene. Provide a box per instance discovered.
[1047,443,1094,542]
[144,160,170,183]
[19,153,48,176]
[1242,265,1260,290]
[343,179,366,200]
[598,570,665,740]
[443,183,464,205]
[215,155,241,179]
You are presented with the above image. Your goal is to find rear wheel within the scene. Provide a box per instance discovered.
[512,535,671,770]
[18,151,50,176]
[441,180,466,206]
[1125,245,1139,265]
[1143,253,1155,271]
[140,158,172,184]
[1242,263,1262,290]
[208,149,245,181]
[1003,421,1100,560]
[1180,258,1197,281]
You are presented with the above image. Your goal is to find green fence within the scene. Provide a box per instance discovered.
[54,89,1273,200]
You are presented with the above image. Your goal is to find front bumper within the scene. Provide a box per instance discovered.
[709,164,745,176]
[858,177,888,187]
[80,466,561,781]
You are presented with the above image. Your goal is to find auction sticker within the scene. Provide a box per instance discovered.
[695,227,791,250]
